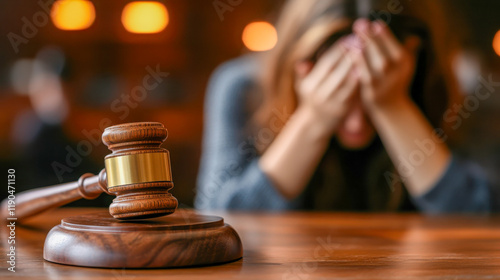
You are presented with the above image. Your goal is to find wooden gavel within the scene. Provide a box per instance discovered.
[1,122,178,221]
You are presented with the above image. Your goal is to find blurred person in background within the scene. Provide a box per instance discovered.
[196,0,499,212]
[1,47,109,206]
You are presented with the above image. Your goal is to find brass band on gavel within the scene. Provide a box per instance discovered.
[105,151,173,188]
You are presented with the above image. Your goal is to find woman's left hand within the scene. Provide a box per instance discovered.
[349,19,421,112]
[347,19,452,197]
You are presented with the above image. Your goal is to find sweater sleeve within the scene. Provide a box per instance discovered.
[194,57,298,210]
[412,154,498,213]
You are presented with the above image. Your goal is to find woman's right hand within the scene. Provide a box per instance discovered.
[295,41,360,137]
[260,39,361,200]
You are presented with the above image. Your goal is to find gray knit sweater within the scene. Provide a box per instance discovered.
[195,55,497,213]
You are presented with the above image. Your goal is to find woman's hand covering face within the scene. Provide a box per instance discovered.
[294,38,361,136]
[349,18,421,111]
[294,19,420,139]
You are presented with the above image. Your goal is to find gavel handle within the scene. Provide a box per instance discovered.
[1,169,108,221]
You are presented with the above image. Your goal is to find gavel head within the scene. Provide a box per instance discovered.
[101,122,178,220]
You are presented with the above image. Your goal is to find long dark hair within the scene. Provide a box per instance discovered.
[251,0,456,210]
[254,0,453,152]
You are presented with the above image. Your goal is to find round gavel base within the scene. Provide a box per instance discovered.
[43,210,243,268]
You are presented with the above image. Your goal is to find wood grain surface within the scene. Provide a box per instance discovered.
[43,210,243,268]
[2,208,500,279]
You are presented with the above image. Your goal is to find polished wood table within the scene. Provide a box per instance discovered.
[2,208,500,279]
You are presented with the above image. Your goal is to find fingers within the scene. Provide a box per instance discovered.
[300,41,347,92]
[335,70,360,105]
[351,49,372,86]
[371,20,405,62]
[316,54,355,101]
[353,19,388,75]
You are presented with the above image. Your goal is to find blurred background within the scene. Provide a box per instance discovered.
[0,0,499,207]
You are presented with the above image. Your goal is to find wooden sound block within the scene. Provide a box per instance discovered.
[43,210,243,268]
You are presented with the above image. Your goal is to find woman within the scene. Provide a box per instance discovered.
[195,0,497,212]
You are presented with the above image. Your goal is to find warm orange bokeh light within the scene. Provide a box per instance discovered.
[122,2,169,34]
[494,30,500,57]
[51,0,96,31]
[242,21,278,52]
